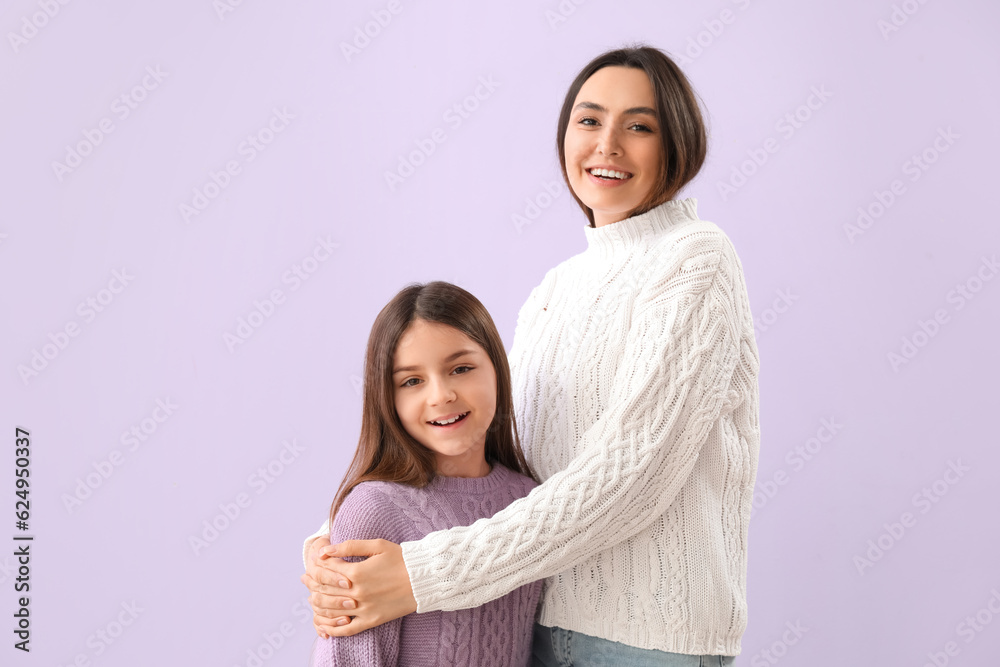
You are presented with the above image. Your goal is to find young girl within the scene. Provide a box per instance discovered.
[308,281,542,666]
[304,46,758,666]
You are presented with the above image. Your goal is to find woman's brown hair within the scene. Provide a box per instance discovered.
[328,281,535,525]
[556,45,708,226]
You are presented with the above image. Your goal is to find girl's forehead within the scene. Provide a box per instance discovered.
[395,320,483,357]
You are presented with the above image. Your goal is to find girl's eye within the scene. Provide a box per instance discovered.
[453,366,473,375]
[401,378,420,388]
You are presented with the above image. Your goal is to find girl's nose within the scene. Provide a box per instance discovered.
[427,377,457,405]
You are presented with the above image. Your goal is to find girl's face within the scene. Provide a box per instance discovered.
[392,319,497,478]
[563,66,664,227]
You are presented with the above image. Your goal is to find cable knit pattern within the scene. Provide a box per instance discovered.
[309,463,542,666]
[396,198,761,656]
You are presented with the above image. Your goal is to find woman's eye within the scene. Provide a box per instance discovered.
[629,123,652,132]
[579,117,598,126]
[453,366,473,375]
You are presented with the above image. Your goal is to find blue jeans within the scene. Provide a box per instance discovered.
[531,624,736,667]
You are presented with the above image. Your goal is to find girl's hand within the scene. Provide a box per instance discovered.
[317,539,417,638]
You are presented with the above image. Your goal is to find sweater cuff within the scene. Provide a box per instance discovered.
[400,539,441,614]
[302,520,329,570]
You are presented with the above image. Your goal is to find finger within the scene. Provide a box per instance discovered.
[326,615,374,638]
[307,563,354,589]
[308,558,354,584]
[304,571,355,595]
[323,538,387,559]
[313,613,340,639]
[314,613,341,629]
[309,592,359,616]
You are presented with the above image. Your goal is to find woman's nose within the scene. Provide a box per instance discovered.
[596,127,622,156]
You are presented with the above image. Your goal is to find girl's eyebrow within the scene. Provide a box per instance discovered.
[393,349,477,374]
[573,101,657,116]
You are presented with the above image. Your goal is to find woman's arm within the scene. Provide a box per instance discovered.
[402,237,744,611]
[320,234,753,634]
[304,521,329,569]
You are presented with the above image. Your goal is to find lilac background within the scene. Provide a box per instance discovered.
[2,0,998,664]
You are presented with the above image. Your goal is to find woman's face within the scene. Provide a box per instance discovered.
[392,319,497,478]
[564,66,664,227]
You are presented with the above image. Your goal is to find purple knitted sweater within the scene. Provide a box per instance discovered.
[309,463,542,667]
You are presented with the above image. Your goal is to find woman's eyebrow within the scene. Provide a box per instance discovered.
[573,101,657,116]
[393,349,477,374]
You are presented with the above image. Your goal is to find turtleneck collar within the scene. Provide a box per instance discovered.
[583,198,699,257]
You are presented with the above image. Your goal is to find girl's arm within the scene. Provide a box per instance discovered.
[310,486,410,662]
[321,232,754,634]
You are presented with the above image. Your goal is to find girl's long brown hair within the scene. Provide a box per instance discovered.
[328,281,535,526]
[556,45,709,226]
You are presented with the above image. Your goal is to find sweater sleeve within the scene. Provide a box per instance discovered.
[312,486,411,667]
[400,235,743,613]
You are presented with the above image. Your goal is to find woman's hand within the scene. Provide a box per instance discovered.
[313,539,417,638]
[301,536,356,638]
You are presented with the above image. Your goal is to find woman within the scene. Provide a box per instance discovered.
[302,45,759,665]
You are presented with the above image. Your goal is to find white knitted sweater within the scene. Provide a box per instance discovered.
[305,198,760,655]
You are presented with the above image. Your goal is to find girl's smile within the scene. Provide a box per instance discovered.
[427,411,470,427]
